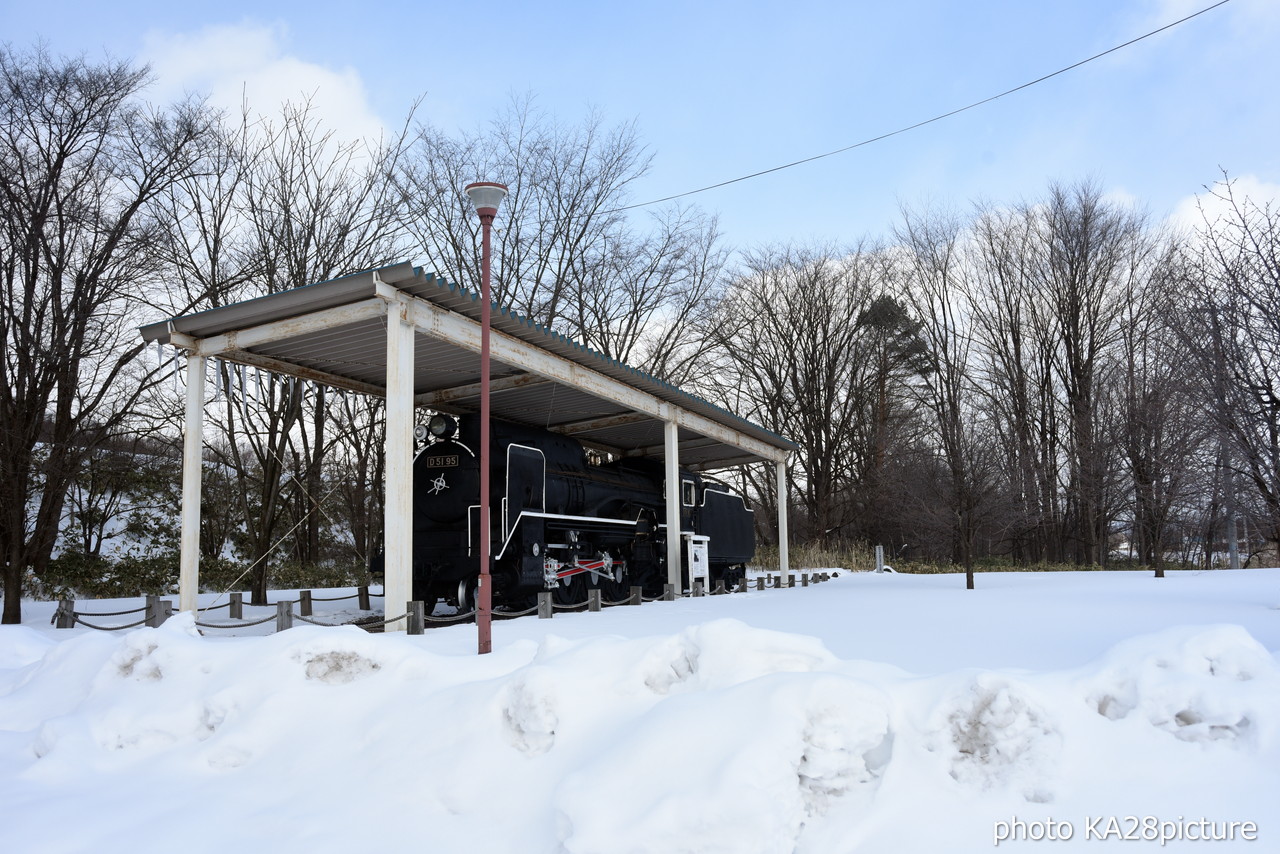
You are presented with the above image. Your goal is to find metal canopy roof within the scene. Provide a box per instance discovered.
[140,261,796,469]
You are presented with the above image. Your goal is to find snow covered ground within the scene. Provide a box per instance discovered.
[2,569,1278,853]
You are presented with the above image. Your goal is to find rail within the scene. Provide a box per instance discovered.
[51,572,840,636]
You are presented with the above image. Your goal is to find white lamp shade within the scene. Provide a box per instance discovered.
[464,182,508,213]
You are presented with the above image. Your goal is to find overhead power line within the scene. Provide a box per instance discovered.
[612,0,1233,214]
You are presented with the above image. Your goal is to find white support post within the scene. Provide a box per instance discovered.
[664,420,682,594]
[383,301,415,632]
[776,455,790,576]
[178,354,206,613]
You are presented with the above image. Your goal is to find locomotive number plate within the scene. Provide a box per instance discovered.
[425,454,459,468]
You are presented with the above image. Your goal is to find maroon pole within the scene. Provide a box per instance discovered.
[479,208,494,654]
[464,182,507,655]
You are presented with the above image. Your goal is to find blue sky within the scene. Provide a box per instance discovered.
[5,0,1278,252]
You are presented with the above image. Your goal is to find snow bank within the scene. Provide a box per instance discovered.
[2,601,1278,853]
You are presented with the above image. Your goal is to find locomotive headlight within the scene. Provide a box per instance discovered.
[428,414,457,439]
[413,425,429,443]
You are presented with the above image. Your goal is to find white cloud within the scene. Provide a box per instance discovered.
[1101,186,1141,212]
[1139,0,1280,41]
[140,22,386,142]
[1168,173,1280,235]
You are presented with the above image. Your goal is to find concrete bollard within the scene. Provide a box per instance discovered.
[629,585,642,606]
[230,591,243,619]
[802,573,809,587]
[300,590,312,617]
[407,600,424,635]
[787,574,796,588]
[358,585,371,611]
[538,591,553,619]
[275,600,292,632]
[663,584,676,602]
[692,581,705,597]
[713,579,727,595]
[588,588,601,612]
[737,578,748,593]
[756,577,765,591]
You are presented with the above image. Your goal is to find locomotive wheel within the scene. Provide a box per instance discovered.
[457,579,477,613]
[552,573,587,606]
[597,566,628,603]
[720,564,746,592]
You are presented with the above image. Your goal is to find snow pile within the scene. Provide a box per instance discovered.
[2,579,1278,853]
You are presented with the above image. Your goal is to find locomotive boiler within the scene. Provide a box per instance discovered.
[401,413,755,609]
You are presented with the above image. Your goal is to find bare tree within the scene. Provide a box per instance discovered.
[0,46,214,622]
[1116,242,1205,576]
[1181,176,1280,560]
[209,101,410,602]
[1034,181,1152,565]
[967,203,1063,560]
[560,205,728,386]
[896,205,998,587]
[396,97,726,383]
[709,243,906,546]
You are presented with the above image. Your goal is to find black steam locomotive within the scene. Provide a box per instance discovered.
[401,413,755,609]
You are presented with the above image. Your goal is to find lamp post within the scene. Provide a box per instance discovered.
[464,181,507,654]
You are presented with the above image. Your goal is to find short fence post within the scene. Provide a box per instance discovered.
[358,585,371,611]
[55,598,75,629]
[300,590,312,617]
[230,592,243,619]
[629,585,642,606]
[737,578,747,593]
[756,577,764,591]
[159,600,173,626]
[787,574,796,588]
[875,544,885,573]
[538,591,553,619]
[802,573,809,587]
[145,595,161,628]
[588,588,601,612]
[713,579,726,595]
[407,600,424,635]
[275,600,292,632]
[662,583,676,601]
[692,581,705,597]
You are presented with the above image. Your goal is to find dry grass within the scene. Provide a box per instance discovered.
[752,544,1187,574]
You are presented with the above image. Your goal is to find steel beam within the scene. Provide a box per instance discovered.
[185,298,386,357]
[415,372,550,408]
[624,436,721,458]
[552,412,654,434]
[218,348,386,398]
